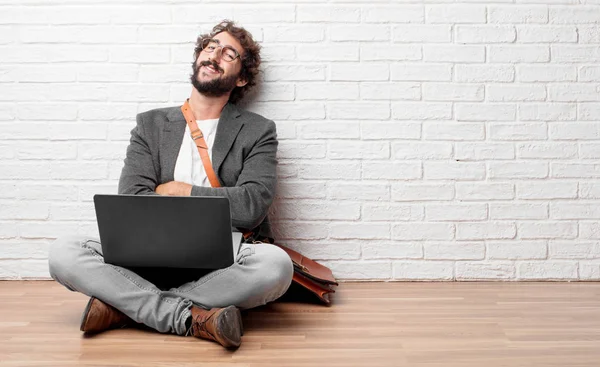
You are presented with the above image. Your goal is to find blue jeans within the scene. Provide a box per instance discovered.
[48,236,294,335]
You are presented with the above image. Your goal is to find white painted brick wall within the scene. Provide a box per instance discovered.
[1,1,600,282]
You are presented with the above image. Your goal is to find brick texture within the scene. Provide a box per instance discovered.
[1,2,600,281]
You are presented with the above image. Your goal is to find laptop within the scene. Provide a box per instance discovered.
[93,194,243,270]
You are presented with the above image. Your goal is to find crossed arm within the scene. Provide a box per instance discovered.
[118,113,278,230]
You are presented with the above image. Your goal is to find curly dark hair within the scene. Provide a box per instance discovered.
[193,20,261,104]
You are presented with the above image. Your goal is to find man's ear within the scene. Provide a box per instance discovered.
[236,77,248,88]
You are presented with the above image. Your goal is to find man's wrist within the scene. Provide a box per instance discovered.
[181,182,192,196]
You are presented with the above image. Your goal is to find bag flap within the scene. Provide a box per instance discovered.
[274,243,339,286]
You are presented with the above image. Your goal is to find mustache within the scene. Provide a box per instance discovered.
[198,60,223,74]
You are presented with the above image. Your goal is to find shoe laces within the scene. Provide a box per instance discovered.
[186,311,216,340]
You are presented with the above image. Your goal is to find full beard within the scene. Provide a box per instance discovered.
[190,60,239,98]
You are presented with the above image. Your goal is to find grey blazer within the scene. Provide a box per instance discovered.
[117,103,278,240]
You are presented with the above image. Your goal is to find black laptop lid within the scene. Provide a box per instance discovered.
[93,194,235,270]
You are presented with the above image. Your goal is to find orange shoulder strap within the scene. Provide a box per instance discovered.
[180,99,221,188]
[181,100,254,240]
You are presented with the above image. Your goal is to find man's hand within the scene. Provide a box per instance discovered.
[155,181,192,196]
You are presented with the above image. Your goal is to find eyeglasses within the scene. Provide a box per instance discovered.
[200,38,241,63]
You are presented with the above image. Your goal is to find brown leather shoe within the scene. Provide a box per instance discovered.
[188,305,243,348]
[80,297,132,334]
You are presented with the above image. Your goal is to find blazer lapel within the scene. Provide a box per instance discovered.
[212,103,243,175]
[161,107,186,182]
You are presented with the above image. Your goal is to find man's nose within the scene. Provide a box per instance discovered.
[210,48,223,63]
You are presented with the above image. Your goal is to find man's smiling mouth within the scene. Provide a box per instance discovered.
[203,65,221,74]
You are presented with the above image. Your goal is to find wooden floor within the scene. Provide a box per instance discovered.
[1,281,599,367]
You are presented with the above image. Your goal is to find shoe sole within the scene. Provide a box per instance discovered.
[217,306,243,348]
[80,297,97,332]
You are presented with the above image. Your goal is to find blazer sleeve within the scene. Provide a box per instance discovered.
[190,120,278,230]
[118,113,159,196]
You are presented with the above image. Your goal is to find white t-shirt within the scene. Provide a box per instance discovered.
[173,118,220,188]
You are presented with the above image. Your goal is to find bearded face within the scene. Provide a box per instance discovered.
[190,59,240,98]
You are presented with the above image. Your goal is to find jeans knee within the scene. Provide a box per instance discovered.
[254,244,294,296]
[274,246,294,290]
[48,236,84,285]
